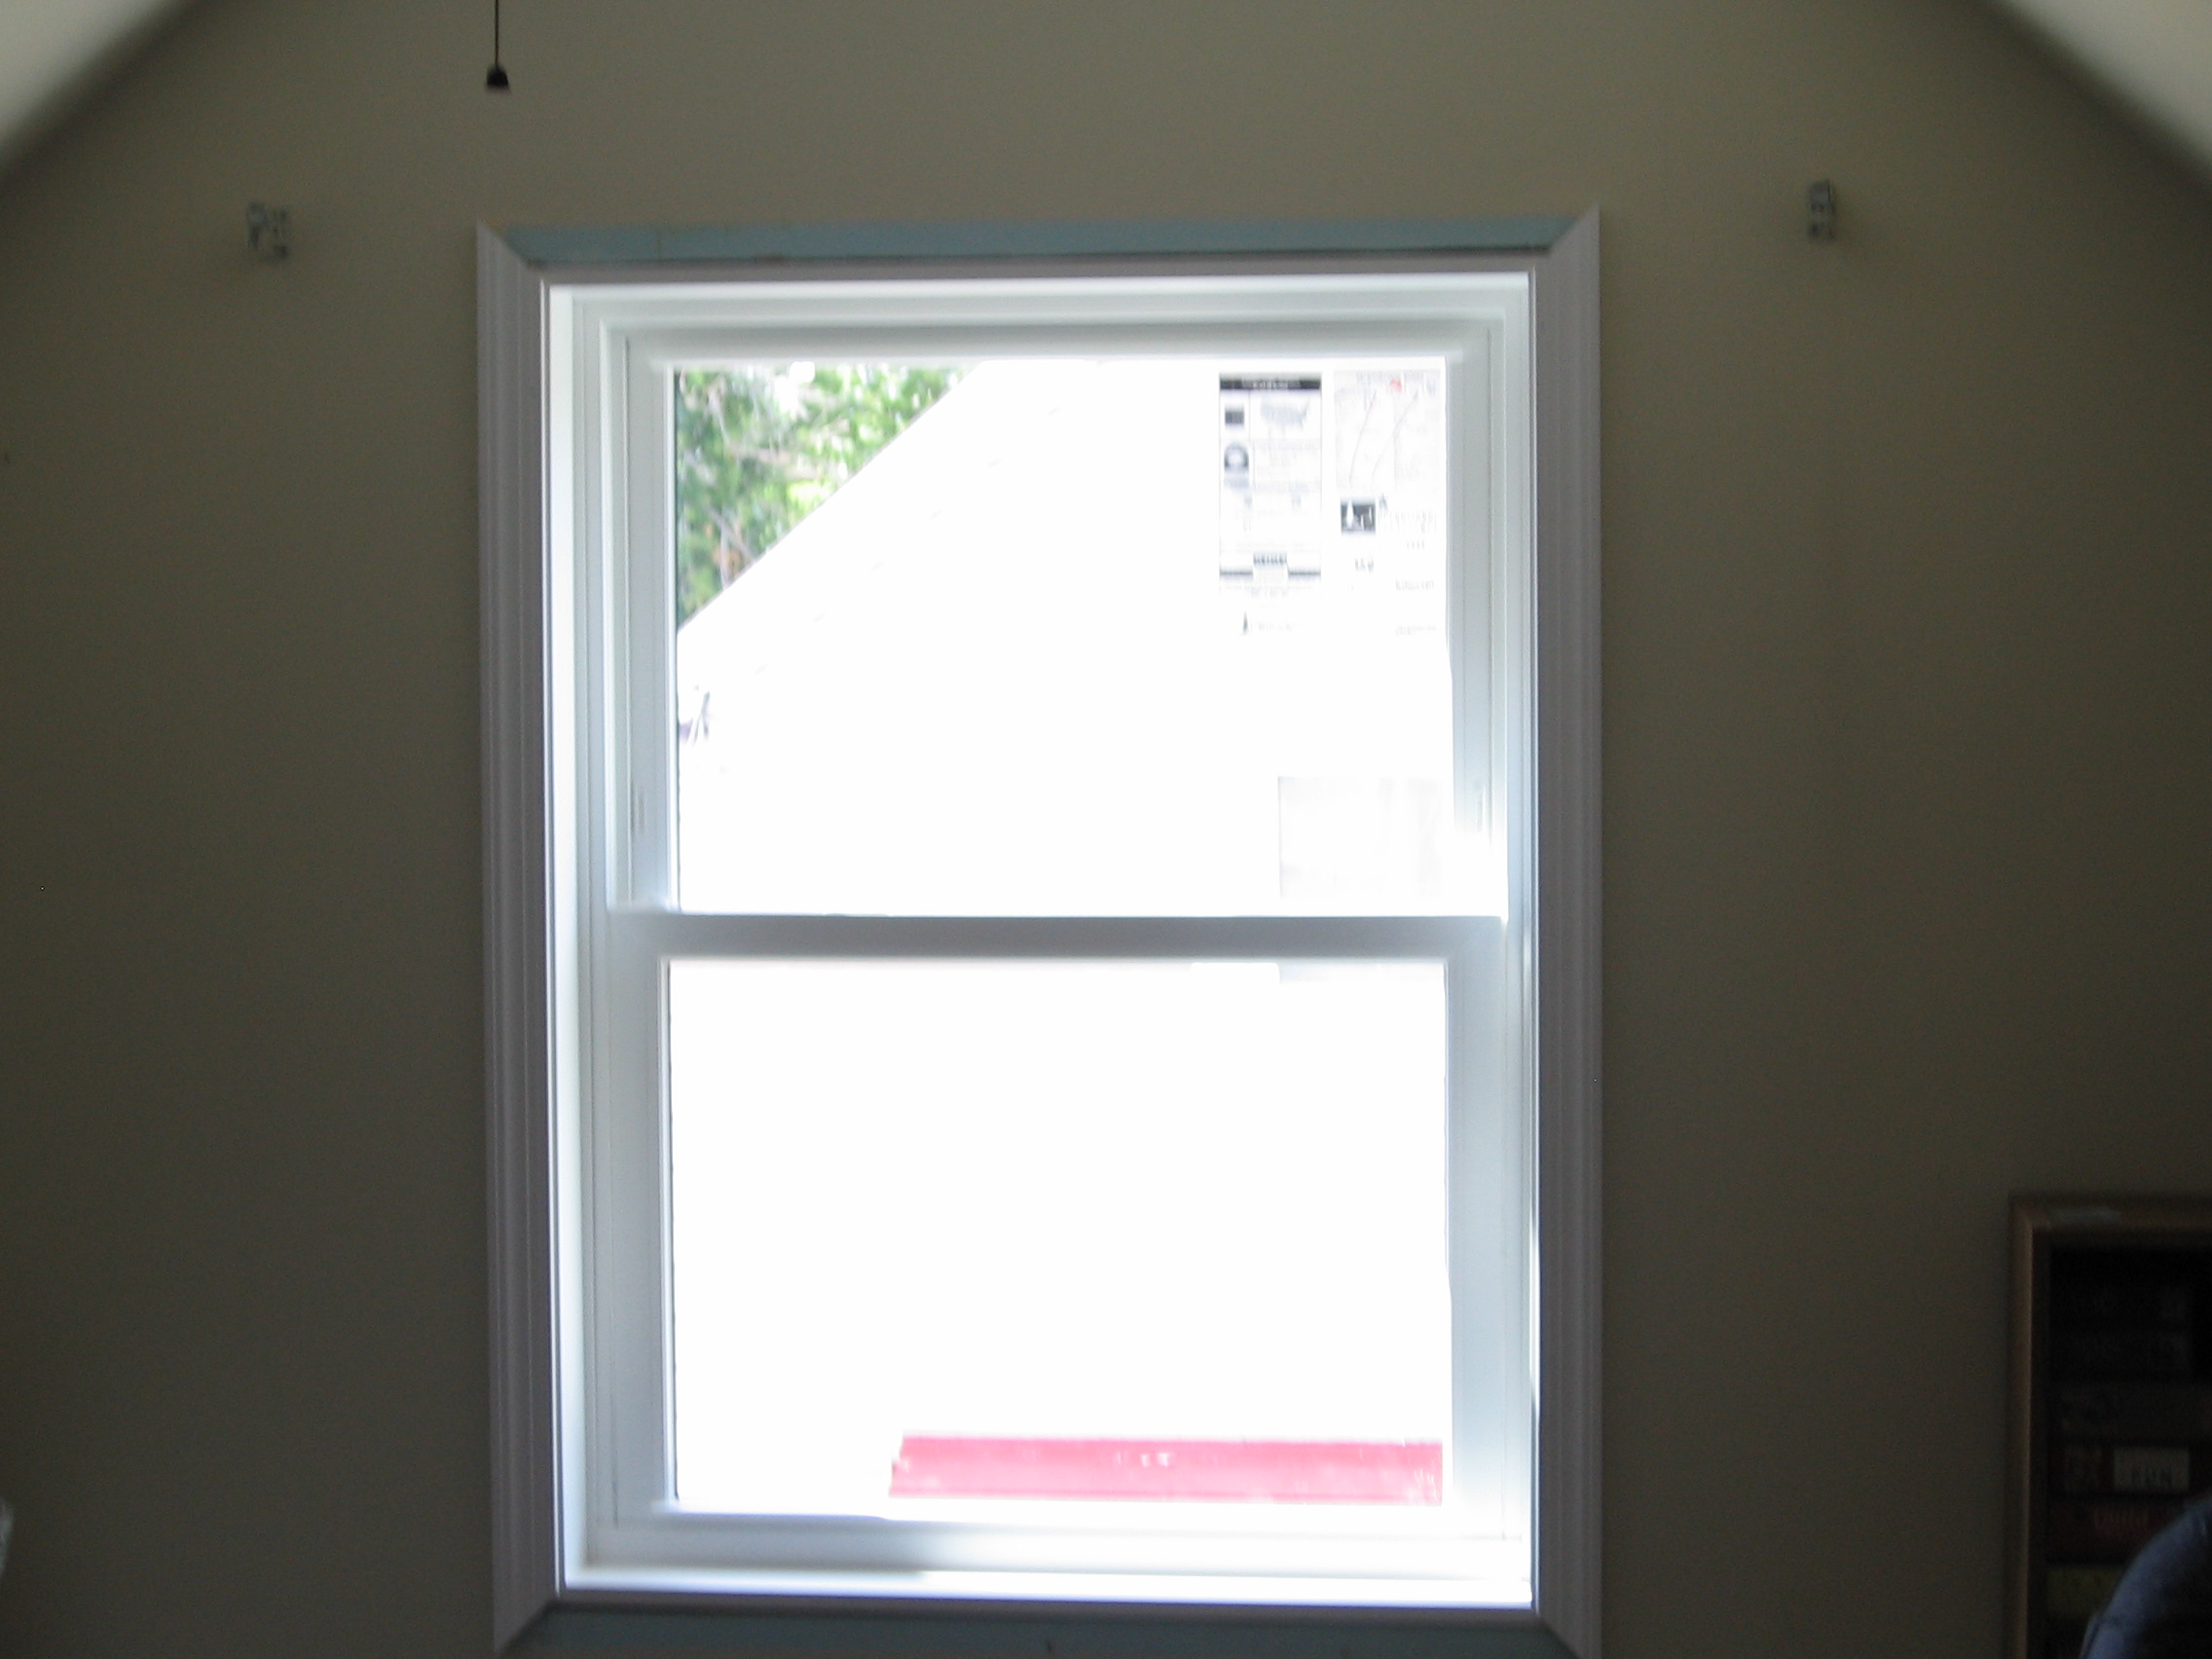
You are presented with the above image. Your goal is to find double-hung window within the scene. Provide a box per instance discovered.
[482,220,1599,1654]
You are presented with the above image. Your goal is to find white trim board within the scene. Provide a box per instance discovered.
[480,217,1601,1657]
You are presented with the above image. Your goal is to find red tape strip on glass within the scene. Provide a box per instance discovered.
[890,1436,1442,1503]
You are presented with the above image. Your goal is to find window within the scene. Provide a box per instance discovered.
[482,220,1599,1655]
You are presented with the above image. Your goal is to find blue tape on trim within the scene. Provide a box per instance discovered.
[501,217,1574,268]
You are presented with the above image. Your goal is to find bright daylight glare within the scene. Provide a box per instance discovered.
[674,357,1471,917]
[667,357,1470,1519]
[668,958,1452,1515]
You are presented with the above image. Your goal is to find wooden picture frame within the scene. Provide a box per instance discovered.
[2008,1195,2212,1659]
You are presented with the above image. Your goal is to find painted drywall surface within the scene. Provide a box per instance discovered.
[1989,0,2212,179]
[0,1,2209,1655]
[0,0,194,173]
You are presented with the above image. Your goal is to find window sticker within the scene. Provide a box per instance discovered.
[1218,365,1445,643]
[1217,376,1325,583]
[1335,367,1443,541]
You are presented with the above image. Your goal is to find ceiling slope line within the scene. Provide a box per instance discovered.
[0,0,196,179]
[1988,0,2212,185]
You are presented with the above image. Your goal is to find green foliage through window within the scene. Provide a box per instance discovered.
[676,363,961,624]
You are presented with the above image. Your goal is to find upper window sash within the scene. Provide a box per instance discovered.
[578,276,1523,922]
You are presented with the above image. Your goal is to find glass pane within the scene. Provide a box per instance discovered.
[674,357,1462,916]
[667,958,1453,1517]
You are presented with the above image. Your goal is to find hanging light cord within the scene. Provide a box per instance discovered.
[486,0,510,90]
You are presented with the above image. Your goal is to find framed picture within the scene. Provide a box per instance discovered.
[2009,1195,2212,1659]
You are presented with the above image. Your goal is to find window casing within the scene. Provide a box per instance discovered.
[482,222,1600,1655]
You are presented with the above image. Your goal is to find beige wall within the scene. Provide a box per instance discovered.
[2,1,2210,1654]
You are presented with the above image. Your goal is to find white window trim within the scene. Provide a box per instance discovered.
[480,217,1600,1656]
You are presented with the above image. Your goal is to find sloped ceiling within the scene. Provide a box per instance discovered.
[0,0,2205,184]
[1995,0,2212,181]
[0,0,193,174]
